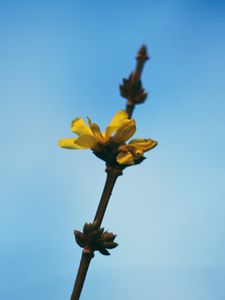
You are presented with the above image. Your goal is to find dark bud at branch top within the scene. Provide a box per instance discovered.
[119,45,149,106]
[136,45,149,62]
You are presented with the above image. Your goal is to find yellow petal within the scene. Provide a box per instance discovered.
[108,110,128,127]
[73,135,97,149]
[128,138,158,151]
[71,118,93,136]
[104,110,129,139]
[104,126,116,140]
[58,138,84,149]
[112,119,136,144]
[116,152,134,165]
[87,117,104,143]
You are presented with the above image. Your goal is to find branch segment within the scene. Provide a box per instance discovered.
[70,45,153,300]
[71,167,121,300]
[120,45,149,118]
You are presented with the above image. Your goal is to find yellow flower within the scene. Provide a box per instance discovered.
[58,110,157,166]
[117,138,157,165]
[58,110,135,149]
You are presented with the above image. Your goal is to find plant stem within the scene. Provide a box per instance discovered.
[70,167,122,300]
[134,45,149,81]
[126,102,135,119]
[94,167,122,227]
[70,252,93,300]
[70,45,149,300]
[126,45,149,118]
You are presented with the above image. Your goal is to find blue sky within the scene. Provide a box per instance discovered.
[0,0,225,299]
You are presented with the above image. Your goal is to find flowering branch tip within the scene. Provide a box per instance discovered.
[59,45,158,300]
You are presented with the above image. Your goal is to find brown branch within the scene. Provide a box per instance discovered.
[94,167,122,227]
[70,252,93,300]
[70,167,122,300]
[70,45,149,300]
[134,44,149,81]
[120,45,149,118]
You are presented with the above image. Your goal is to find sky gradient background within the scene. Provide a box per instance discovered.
[1,0,225,299]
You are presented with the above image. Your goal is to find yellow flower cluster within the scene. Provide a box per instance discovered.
[58,110,157,165]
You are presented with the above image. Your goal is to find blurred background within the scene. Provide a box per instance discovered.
[0,0,225,299]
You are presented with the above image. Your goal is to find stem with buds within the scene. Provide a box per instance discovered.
[70,45,149,300]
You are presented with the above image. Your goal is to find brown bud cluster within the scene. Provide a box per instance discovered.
[74,222,118,256]
[120,73,148,104]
